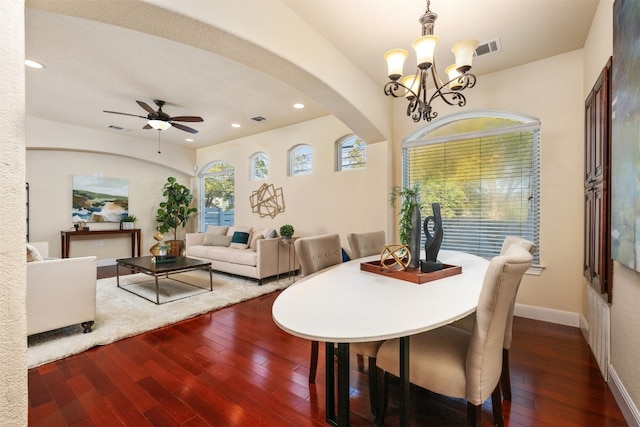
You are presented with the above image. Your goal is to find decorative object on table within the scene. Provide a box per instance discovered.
[390,184,423,268]
[361,259,460,284]
[382,0,478,123]
[152,254,176,264]
[72,175,129,223]
[73,223,79,231]
[279,224,294,240]
[156,241,170,257]
[250,183,285,218]
[77,220,89,231]
[421,203,444,272]
[149,230,164,256]
[120,215,137,230]
[155,176,197,256]
[379,244,411,271]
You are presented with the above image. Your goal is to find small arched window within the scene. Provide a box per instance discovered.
[250,152,268,181]
[288,144,312,176]
[335,134,366,171]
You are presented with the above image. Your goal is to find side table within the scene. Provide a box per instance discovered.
[277,237,297,283]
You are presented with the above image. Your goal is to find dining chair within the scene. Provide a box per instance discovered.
[346,230,387,413]
[375,244,533,426]
[347,230,386,259]
[294,233,344,385]
[451,236,536,401]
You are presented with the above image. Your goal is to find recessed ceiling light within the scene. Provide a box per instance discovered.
[25,59,45,69]
[293,103,305,109]
[185,138,194,142]
[231,123,241,128]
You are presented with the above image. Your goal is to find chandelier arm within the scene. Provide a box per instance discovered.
[384,81,419,99]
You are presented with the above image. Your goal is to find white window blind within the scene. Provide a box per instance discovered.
[403,119,540,262]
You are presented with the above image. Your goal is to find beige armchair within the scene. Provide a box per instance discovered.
[27,242,97,336]
[375,244,533,426]
[347,230,386,259]
[451,236,536,401]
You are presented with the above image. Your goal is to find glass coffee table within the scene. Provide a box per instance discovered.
[116,255,212,304]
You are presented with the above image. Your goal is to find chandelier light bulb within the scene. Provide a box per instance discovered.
[384,49,409,81]
[412,35,439,70]
[452,39,480,73]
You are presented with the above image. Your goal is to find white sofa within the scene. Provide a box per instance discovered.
[26,242,97,336]
[185,226,300,284]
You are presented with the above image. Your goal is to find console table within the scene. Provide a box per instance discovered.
[61,229,141,258]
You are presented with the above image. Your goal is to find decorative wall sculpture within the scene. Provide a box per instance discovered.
[250,183,285,218]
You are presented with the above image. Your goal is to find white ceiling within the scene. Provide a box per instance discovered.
[25,0,599,150]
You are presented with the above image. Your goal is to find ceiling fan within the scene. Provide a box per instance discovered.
[104,100,203,134]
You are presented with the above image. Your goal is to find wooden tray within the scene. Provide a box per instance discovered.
[360,261,461,284]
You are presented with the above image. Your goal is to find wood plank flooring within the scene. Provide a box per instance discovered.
[28,267,627,426]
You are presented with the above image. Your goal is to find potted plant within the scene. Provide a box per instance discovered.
[390,184,423,268]
[156,241,170,257]
[120,214,137,230]
[156,177,198,255]
[280,224,295,239]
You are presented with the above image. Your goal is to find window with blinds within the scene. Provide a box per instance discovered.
[403,113,540,262]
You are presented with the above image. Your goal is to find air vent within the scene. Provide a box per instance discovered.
[474,38,502,58]
[107,124,126,131]
[249,115,269,123]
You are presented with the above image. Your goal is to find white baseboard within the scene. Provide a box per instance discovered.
[608,365,640,427]
[513,303,581,327]
[97,258,117,267]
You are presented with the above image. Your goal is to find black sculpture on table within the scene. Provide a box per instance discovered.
[421,203,444,273]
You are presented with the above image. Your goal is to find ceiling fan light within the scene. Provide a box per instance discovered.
[148,119,171,131]
[452,39,479,73]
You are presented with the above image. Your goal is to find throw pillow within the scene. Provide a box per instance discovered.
[263,228,277,239]
[206,225,228,236]
[26,244,44,262]
[203,234,233,247]
[341,248,350,263]
[230,231,252,249]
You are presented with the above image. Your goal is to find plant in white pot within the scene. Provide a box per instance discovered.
[155,177,197,255]
[120,215,137,230]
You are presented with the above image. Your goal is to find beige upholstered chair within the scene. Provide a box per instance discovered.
[451,236,536,401]
[376,244,533,426]
[347,230,386,259]
[346,230,387,412]
[294,234,344,384]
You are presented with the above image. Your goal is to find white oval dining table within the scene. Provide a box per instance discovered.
[272,250,489,427]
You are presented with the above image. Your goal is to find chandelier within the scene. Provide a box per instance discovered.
[383,0,479,122]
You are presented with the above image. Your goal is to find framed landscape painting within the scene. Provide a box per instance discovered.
[72,176,129,223]
[611,0,640,271]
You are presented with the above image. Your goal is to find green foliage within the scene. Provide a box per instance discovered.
[121,215,136,222]
[203,162,235,209]
[390,184,422,245]
[156,177,198,240]
[279,224,294,237]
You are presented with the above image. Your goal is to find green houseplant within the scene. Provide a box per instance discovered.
[156,177,197,254]
[280,224,294,239]
[389,184,422,245]
[120,214,137,230]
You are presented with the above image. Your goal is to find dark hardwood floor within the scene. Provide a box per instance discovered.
[28,266,627,426]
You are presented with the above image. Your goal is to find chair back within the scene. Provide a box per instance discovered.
[500,236,536,349]
[347,230,386,259]
[465,244,533,404]
[294,233,342,276]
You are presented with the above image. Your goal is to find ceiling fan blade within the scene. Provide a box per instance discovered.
[143,124,152,130]
[171,122,199,134]
[103,110,147,119]
[171,116,204,122]
[136,100,158,118]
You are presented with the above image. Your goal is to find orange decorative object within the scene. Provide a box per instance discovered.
[380,244,411,271]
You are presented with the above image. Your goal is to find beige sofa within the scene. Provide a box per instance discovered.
[185,226,299,284]
[26,242,97,336]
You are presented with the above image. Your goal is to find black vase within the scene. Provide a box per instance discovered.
[422,203,444,272]
[408,194,421,269]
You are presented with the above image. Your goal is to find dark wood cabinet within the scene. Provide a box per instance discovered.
[584,57,612,302]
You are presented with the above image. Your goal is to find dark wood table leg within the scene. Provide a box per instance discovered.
[399,336,410,427]
[326,342,336,425]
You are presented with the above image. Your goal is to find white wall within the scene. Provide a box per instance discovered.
[0,0,28,424]
[197,115,389,250]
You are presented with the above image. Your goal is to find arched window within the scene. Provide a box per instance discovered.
[403,110,540,262]
[288,144,312,176]
[335,134,366,171]
[250,152,268,181]
[199,161,235,230]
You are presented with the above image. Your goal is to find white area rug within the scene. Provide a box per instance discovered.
[27,270,292,369]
